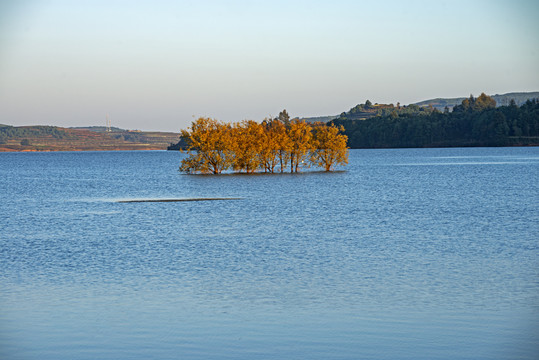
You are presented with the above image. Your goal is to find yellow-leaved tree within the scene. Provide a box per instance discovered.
[258,118,278,173]
[273,119,291,173]
[310,123,349,171]
[230,120,263,173]
[288,119,313,172]
[179,117,233,174]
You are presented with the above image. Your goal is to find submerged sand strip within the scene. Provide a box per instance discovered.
[117,198,242,203]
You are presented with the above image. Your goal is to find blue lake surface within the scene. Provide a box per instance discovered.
[1,147,538,359]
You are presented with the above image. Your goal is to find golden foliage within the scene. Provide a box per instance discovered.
[311,124,349,171]
[288,119,314,173]
[231,120,263,173]
[179,115,348,174]
[179,117,233,174]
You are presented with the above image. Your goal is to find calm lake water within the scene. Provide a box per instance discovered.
[1,148,538,359]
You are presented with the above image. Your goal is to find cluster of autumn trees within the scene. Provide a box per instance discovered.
[179,111,348,174]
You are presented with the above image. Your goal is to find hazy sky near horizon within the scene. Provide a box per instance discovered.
[0,0,538,131]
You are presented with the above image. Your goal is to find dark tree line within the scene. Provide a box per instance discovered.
[0,125,67,140]
[331,95,539,148]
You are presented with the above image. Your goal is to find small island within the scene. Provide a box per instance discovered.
[176,110,349,174]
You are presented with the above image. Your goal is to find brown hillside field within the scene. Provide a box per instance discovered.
[0,127,180,152]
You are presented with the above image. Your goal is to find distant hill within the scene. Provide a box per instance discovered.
[301,101,435,123]
[71,126,126,132]
[0,124,180,152]
[300,91,539,123]
[331,94,539,149]
[413,91,539,111]
[330,100,437,123]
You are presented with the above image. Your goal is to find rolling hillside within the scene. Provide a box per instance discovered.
[300,91,539,123]
[0,125,180,152]
[413,92,539,111]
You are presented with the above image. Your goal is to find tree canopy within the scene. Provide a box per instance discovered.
[178,112,348,174]
[332,95,539,148]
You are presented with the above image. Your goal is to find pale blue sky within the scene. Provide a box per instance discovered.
[0,0,537,131]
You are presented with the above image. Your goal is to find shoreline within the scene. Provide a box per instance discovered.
[0,146,169,152]
[2,143,538,153]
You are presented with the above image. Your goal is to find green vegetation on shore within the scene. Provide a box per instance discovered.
[299,91,539,123]
[331,94,539,148]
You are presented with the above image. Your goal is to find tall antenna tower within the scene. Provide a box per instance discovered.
[106,114,111,132]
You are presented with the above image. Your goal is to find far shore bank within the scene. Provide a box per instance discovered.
[0,146,169,152]
[2,143,537,153]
